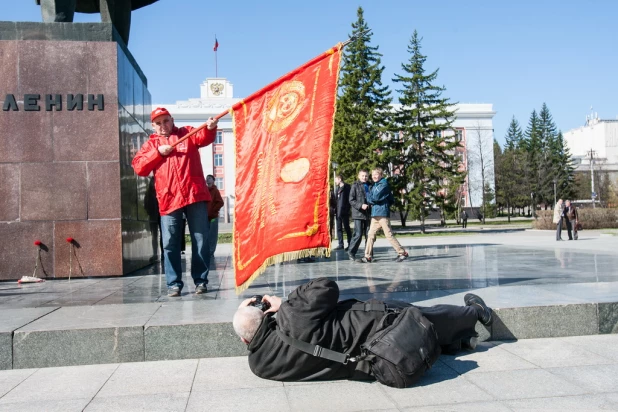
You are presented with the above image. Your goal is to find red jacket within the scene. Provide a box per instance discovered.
[132,125,217,215]
[207,184,224,220]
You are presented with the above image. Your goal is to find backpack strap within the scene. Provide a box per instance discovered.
[276,329,361,365]
[275,302,387,365]
[350,302,386,312]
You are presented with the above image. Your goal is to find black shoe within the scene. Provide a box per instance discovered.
[462,336,478,351]
[167,286,181,297]
[464,293,493,326]
[195,284,207,294]
[348,254,356,261]
[344,247,349,251]
[333,246,344,250]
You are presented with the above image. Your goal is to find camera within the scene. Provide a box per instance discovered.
[248,295,271,312]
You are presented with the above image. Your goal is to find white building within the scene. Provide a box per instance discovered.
[563,113,618,174]
[157,78,496,211]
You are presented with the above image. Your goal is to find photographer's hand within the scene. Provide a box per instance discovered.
[238,297,257,309]
[262,295,282,314]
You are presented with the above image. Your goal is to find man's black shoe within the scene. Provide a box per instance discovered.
[195,284,207,294]
[464,293,493,326]
[333,246,344,250]
[462,336,478,351]
[348,254,356,261]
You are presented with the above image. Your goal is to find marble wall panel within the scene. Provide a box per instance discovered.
[117,45,134,116]
[0,221,54,280]
[0,108,53,163]
[86,41,118,101]
[21,162,88,221]
[54,220,123,277]
[52,103,119,161]
[0,41,18,95]
[87,162,121,219]
[18,41,88,94]
[0,165,20,221]
[121,219,160,274]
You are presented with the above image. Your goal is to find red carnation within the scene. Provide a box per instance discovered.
[34,240,42,246]
[66,237,74,243]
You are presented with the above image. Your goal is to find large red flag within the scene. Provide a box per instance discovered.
[232,44,343,292]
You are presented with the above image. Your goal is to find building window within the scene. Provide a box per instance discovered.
[214,154,223,166]
[215,177,224,189]
[215,131,223,144]
[455,129,463,142]
[435,130,442,138]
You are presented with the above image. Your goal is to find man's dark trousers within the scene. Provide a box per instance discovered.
[348,219,368,257]
[565,219,573,240]
[336,214,352,248]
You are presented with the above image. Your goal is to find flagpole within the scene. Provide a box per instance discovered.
[215,34,218,77]
[171,35,359,149]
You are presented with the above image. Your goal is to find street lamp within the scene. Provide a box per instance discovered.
[553,178,557,207]
[531,192,536,218]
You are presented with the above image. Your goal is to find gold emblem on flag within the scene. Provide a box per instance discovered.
[263,81,306,133]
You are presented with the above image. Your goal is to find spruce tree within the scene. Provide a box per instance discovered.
[505,116,523,151]
[390,30,462,231]
[554,131,576,200]
[537,103,559,208]
[523,110,541,216]
[331,7,392,180]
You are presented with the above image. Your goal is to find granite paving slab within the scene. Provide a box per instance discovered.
[95,359,198,397]
[13,303,161,368]
[494,337,610,368]
[463,368,589,400]
[185,387,291,412]
[84,393,189,412]
[0,307,57,370]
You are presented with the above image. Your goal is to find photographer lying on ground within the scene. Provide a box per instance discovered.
[233,277,493,388]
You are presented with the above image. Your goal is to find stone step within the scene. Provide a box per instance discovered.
[2,299,616,370]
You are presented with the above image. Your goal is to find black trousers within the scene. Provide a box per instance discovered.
[349,219,369,256]
[565,219,573,240]
[386,301,480,346]
[336,214,352,247]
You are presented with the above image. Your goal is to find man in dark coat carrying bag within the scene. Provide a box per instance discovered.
[233,278,493,388]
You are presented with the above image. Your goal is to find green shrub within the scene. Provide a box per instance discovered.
[532,209,618,230]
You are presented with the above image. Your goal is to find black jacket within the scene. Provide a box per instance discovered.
[349,181,371,220]
[247,278,386,382]
[336,183,351,216]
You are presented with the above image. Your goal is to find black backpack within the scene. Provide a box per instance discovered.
[361,306,441,388]
[276,303,441,388]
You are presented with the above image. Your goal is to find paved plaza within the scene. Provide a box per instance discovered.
[0,334,617,411]
[1,230,618,309]
[1,230,618,410]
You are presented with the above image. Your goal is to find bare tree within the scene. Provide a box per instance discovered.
[465,121,495,223]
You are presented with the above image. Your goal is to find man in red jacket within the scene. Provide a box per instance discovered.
[132,107,218,297]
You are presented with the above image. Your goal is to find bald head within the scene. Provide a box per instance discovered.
[233,306,265,344]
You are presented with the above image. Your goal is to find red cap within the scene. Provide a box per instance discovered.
[151,107,171,122]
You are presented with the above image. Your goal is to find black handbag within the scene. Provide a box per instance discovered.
[276,304,440,388]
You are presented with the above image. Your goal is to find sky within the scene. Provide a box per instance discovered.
[3,0,617,147]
